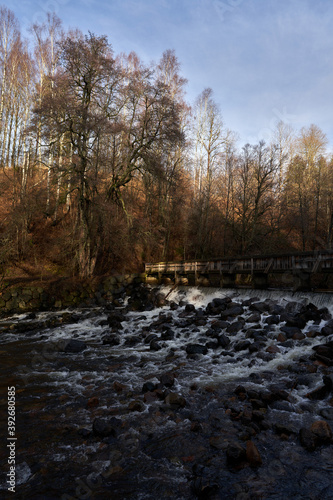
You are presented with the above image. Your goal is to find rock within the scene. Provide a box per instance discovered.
[310,420,333,444]
[246,440,262,467]
[164,392,186,408]
[144,391,158,403]
[247,312,262,323]
[125,335,141,346]
[226,441,246,466]
[234,340,251,352]
[299,428,317,451]
[102,334,120,346]
[186,343,208,355]
[142,381,157,393]
[185,303,196,313]
[113,381,127,393]
[159,372,175,387]
[226,320,244,334]
[264,315,280,325]
[150,339,162,351]
[250,301,270,313]
[280,326,303,338]
[92,417,120,438]
[221,305,244,318]
[320,408,333,420]
[266,345,281,354]
[217,334,230,348]
[128,400,145,412]
[59,339,87,353]
[87,397,99,409]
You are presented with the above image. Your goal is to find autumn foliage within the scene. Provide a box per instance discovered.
[0,7,332,279]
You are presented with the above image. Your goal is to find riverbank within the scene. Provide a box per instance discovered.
[0,273,146,315]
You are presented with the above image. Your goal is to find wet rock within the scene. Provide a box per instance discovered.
[87,397,99,409]
[92,417,120,438]
[247,312,261,323]
[128,400,145,412]
[164,392,186,408]
[250,301,270,313]
[320,408,333,420]
[142,381,157,393]
[113,381,127,393]
[216,334,230,349]
[234,340,251,352]
[159,372,175,387]
[300,421,333,450]
[266,345,281,354]
[102,334,120,346]
[226,320,244,334]
[226,441,246,466]
[246,440,262,467]
[211,319,229,330]
[160,329,175,340]
[299,428,317,451]
[280,312,307,329]
[264,315,280,325]
[280,326,303,338]
[185,303,196,313]
[150,339,162,351]
[143,391,158,403]
[221,305,244,318]
[186,343,208,355]
[310,420,333,444]
[58,339,87,353]
[124,335,141,346]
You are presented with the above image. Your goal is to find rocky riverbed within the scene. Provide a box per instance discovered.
[1,285,333,499]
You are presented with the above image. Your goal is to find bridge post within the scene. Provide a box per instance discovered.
[222,272,236,288]
[293,271,311,291]
[252,272,269,289]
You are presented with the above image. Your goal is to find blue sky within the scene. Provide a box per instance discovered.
[7,0,333,150]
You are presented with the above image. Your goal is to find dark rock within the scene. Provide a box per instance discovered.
[226,441,246,465]
[221,305,244,318]
[310,420,333,444]
[142,381,157,393]
[150,339,162,351]
[185,303,196,313]
[280,312,307,329]
[186,343,208,355]
[92,417,121,438]
[320,408,333,420]
[102,334,120,346]
[246,440,262,467]
[234,340,251,352]
[59,339,87,353]
[247,312,261,323]
[264,315,280,325]
[299,427,317,451]
[164,392,186,408]
[144,333,159,344]
[226,320,244,334]
[128,400,145,412]
[250,301,270,313]
[206,341,219,349]
[211,319,229,330]
[306,385,329,400]
[161,329,175,340]
[124,335,141,346]
[217,333,230,349]
[280,326,303,338]
[159,372,175,387]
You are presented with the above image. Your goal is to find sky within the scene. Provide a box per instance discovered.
[7,0,333,151]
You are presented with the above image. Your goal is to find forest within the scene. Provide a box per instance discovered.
[0,6,332,280]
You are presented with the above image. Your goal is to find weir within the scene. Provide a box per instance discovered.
[145,250,333,291]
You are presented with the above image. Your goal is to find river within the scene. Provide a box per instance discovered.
[1,285,333,499]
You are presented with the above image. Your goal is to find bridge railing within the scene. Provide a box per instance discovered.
[145,250,333,275]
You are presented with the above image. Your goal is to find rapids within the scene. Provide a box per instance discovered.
[1,285,333,499]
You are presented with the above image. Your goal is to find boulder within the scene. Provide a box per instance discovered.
[164,392,186,408]
[186,343,208,355]
[58,339,87,353]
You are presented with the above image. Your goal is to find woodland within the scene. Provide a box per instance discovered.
[0,7,332,280]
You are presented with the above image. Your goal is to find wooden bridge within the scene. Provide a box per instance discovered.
[145,251,333,291]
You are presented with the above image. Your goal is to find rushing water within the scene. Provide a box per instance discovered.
[1,286,333,499]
